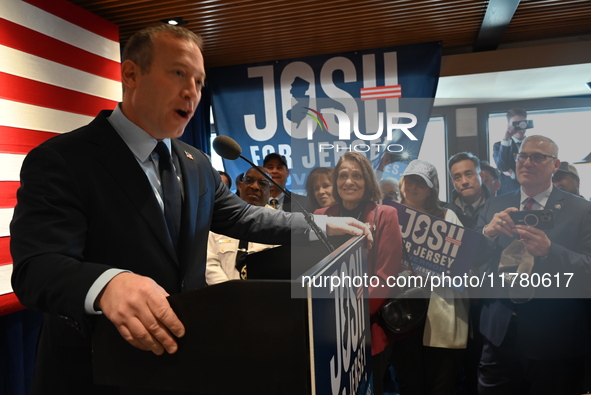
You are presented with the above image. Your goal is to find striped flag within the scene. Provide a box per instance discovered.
[359,84,402,101]
[0,0,121,304]
[445,236,462,246]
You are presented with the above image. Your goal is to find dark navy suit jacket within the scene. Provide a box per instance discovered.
[476,187,591,360]
[10,110,309,393]
[493,140,521,195]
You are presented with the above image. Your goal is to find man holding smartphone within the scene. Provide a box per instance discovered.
[476,135,591,394]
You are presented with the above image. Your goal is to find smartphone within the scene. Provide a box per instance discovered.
[509,209,554,230]
[512,119,534,130]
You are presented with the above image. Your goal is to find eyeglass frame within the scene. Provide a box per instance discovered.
[514,152,557,164]
[240,175,271,188]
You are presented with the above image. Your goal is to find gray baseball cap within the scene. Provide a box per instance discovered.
[402,159,439,190]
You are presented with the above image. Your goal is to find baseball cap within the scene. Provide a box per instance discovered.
[555,161,579,180]
[402,159,439,190]
[263,153,288,167]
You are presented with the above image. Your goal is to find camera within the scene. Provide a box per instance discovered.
[510,209,554,230]
[512,119,534,130]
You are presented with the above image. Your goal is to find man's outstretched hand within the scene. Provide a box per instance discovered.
[97,272,185,355]
[326,217,374,243]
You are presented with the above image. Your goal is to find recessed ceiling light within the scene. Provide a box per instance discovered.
[160,17,187,26]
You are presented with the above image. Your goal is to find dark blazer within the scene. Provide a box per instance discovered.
[445,186,492,229]
[476,187,591,360]
[10,110,308,393]
[283,190,309,213]
[492,140,521,195]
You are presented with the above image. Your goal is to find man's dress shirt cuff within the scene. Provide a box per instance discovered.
[84,268,130,314]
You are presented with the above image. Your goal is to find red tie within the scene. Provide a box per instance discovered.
[523,197,536,211]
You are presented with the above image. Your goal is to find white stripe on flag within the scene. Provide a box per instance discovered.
[0,99,93,134]
[0,264,13,296]
[0,0,120,62]
[0,45,121,101]
[0,154,25,181]
[0,208,15,237]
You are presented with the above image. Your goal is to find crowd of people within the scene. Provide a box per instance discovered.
[210,109,591,395]
[211,109,591,395]
[8,22,590,395]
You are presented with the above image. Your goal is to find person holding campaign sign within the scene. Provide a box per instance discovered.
[390,159,469,395]
[314,152,403,395]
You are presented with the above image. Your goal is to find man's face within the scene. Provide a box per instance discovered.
[264,158,289,189]
[508,115,527,141]
[450,159,483,204]
[121,32,206,140]
[220,174,231,188]
[481,170,500,197]
[553,172,580,195]
[238,168,271,206]
[516,139,560,191]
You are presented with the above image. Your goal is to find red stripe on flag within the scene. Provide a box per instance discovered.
[0,293,25,316]
[445,236,462,246]
[0,182,19,209]
[0,237,11,266]
[0,126,58,155]
[360,85,401,93]
[22,0,120,42]
[360,85,402,101]
[0,19,120,82]
[0,72,118,117]
[360,93,402,101]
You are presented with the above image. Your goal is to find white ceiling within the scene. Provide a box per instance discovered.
[435,39,591,106]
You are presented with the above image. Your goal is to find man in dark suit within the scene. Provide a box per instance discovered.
[446,151,492,229]
[263,152,308,212]
[492,108,529,196]
[10,25,368,394]
[476,135,591,394]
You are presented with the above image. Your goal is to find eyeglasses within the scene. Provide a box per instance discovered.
[241,176,270,188]
[514,153,557,164]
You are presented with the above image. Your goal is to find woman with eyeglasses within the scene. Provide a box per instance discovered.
[390,159,468,395]
[305,167,336,210]
[314,152,403,395]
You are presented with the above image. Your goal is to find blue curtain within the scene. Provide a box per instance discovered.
[0,310,43,395]
[179,85,211,155]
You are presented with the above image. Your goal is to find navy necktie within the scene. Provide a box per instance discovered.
[154,141,181,251]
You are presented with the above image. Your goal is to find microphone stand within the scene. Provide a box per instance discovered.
[238,154,334,253]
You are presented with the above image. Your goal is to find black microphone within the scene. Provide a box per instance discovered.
[213,135,334,253]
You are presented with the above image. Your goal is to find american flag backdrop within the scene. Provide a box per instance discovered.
[0,0,121,310]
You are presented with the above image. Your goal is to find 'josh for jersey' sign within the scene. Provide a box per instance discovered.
[207,42,441,193]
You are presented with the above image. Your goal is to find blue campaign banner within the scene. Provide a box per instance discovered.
[388,201,485,285]
[302,237,373,395]
[207,42,441,194]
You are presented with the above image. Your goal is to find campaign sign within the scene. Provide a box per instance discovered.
[207,42,441,193]
[388,201,484,285]
[302,237,373,395]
